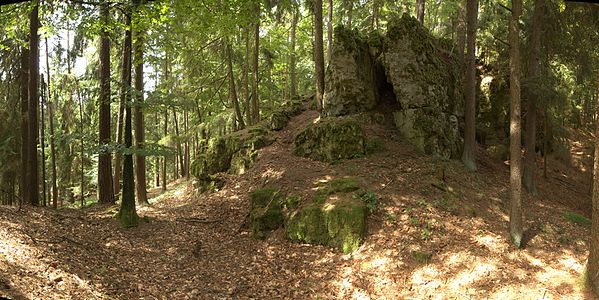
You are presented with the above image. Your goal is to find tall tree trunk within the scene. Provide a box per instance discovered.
[416,0,425,24]
[20,46,29,207]
[184,111,190,179]
[117,8,138,228]
[461,0,478,171]
[40,76,47,207]
[75,78,84,207]
[113,54,126,198]
[314,0,325,112]
[347,1,353,27]
[27,0,40,206]
[509,0,523,248]
[173,110,184,178]
[45,38,58,209]
[326,0,333,63]
[523,0,543,195]
[243,26,251,125]
[252,9,260,124]
[133,2,148,205]
[290,10,298,98]
[226,39,245,130]
[98,2,114,204]
[587,64,599,296]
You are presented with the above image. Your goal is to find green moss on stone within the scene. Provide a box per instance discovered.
[294,117,366,162]
[250,188,284,239]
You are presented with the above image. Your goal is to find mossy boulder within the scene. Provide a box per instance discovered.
[286,178,368,253]
[294,117,366,162]
[191,125,274,187]
[323,26,378,117]
[286,201,367,254]
[267,98,306,131]
[250,188,284,239]
[383,14,463,158]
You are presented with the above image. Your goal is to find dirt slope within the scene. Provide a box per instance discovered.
[0,108,596,299]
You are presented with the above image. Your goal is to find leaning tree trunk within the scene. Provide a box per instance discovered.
[508,0,523,248]
[20,46,29,206]
[226,39,245,130]
[416,0,425,24]
[461,0,478,171]
[117,9,139,228]
[27,0,40,206]
[314,0,325,112]
[133,2,148,205]
[523,0,543,196]
[98,2,114,204]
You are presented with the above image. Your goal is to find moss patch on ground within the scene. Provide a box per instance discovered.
[250,188,284,239]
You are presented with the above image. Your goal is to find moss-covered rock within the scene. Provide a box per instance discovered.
[250,188,284,239]
[268,111,290,131]
[384,14,463,158]
[267,98,306,131]
[293,117,366,162]
[323,26,378,117]
[285,177,368,253]
[191,125,274,187]
[286,192,367,253]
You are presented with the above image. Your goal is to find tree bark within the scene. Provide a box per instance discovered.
[173,110,184,178]
[314,0,325,112]
[133,1,148,205]
[243,26,251,126]
[416,0,425,24]
[184,110,190,179]
[113,50,126,198]
[98,2,114,204]
[326,0,333,63]
[162,55,169,191]
[117,8,139,228]
[40,76,47,207]
[523,0,543,195]
[290,10,298,99]
[20,46,29,206]
[461,0,478,171]
[45,38,58,209]
[27,0,40,206]
[226,39,245,130]
[252,9,260,124]
[509,0,523,248]
[587,63,599,296]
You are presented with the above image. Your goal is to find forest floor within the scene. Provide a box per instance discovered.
[1,108,598,299]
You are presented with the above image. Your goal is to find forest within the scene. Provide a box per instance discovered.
[1,0,599,298]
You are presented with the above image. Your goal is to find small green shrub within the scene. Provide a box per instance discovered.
[411,251,432,264]
[360,190,378,213]
[562,212,591,227]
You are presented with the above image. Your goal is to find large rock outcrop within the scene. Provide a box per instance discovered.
[322,14,464,159]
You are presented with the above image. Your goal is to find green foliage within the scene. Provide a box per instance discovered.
[360,190,378,214]
[562,212,591,227]
[250,188,284,239]
[411,251,433,264]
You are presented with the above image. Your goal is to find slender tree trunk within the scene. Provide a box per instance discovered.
[226,39,245,130]
[133,2,148,205]
[456,1,466,63]
[587,65,599,295]
[117,8,138,228]
[173,110,184,178]
[45,38,58,208]
[290,10,298,98]
[184,111,190,179]
[40,76,47,207]
[75,77,85,207]
[27,0,40,206]
[162,109,168,191]
[327,0,333,63]
[416,0,425,24]
[98,2,114,204]
[523,0,543,195]
[243,26,251,125]
[461,0,478,171]
[509,0,523,248]
[347,1,353,27]
[314,0,325,112]
[20,46,29,206]
[252,10,260,124]
[113,51,126,198]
